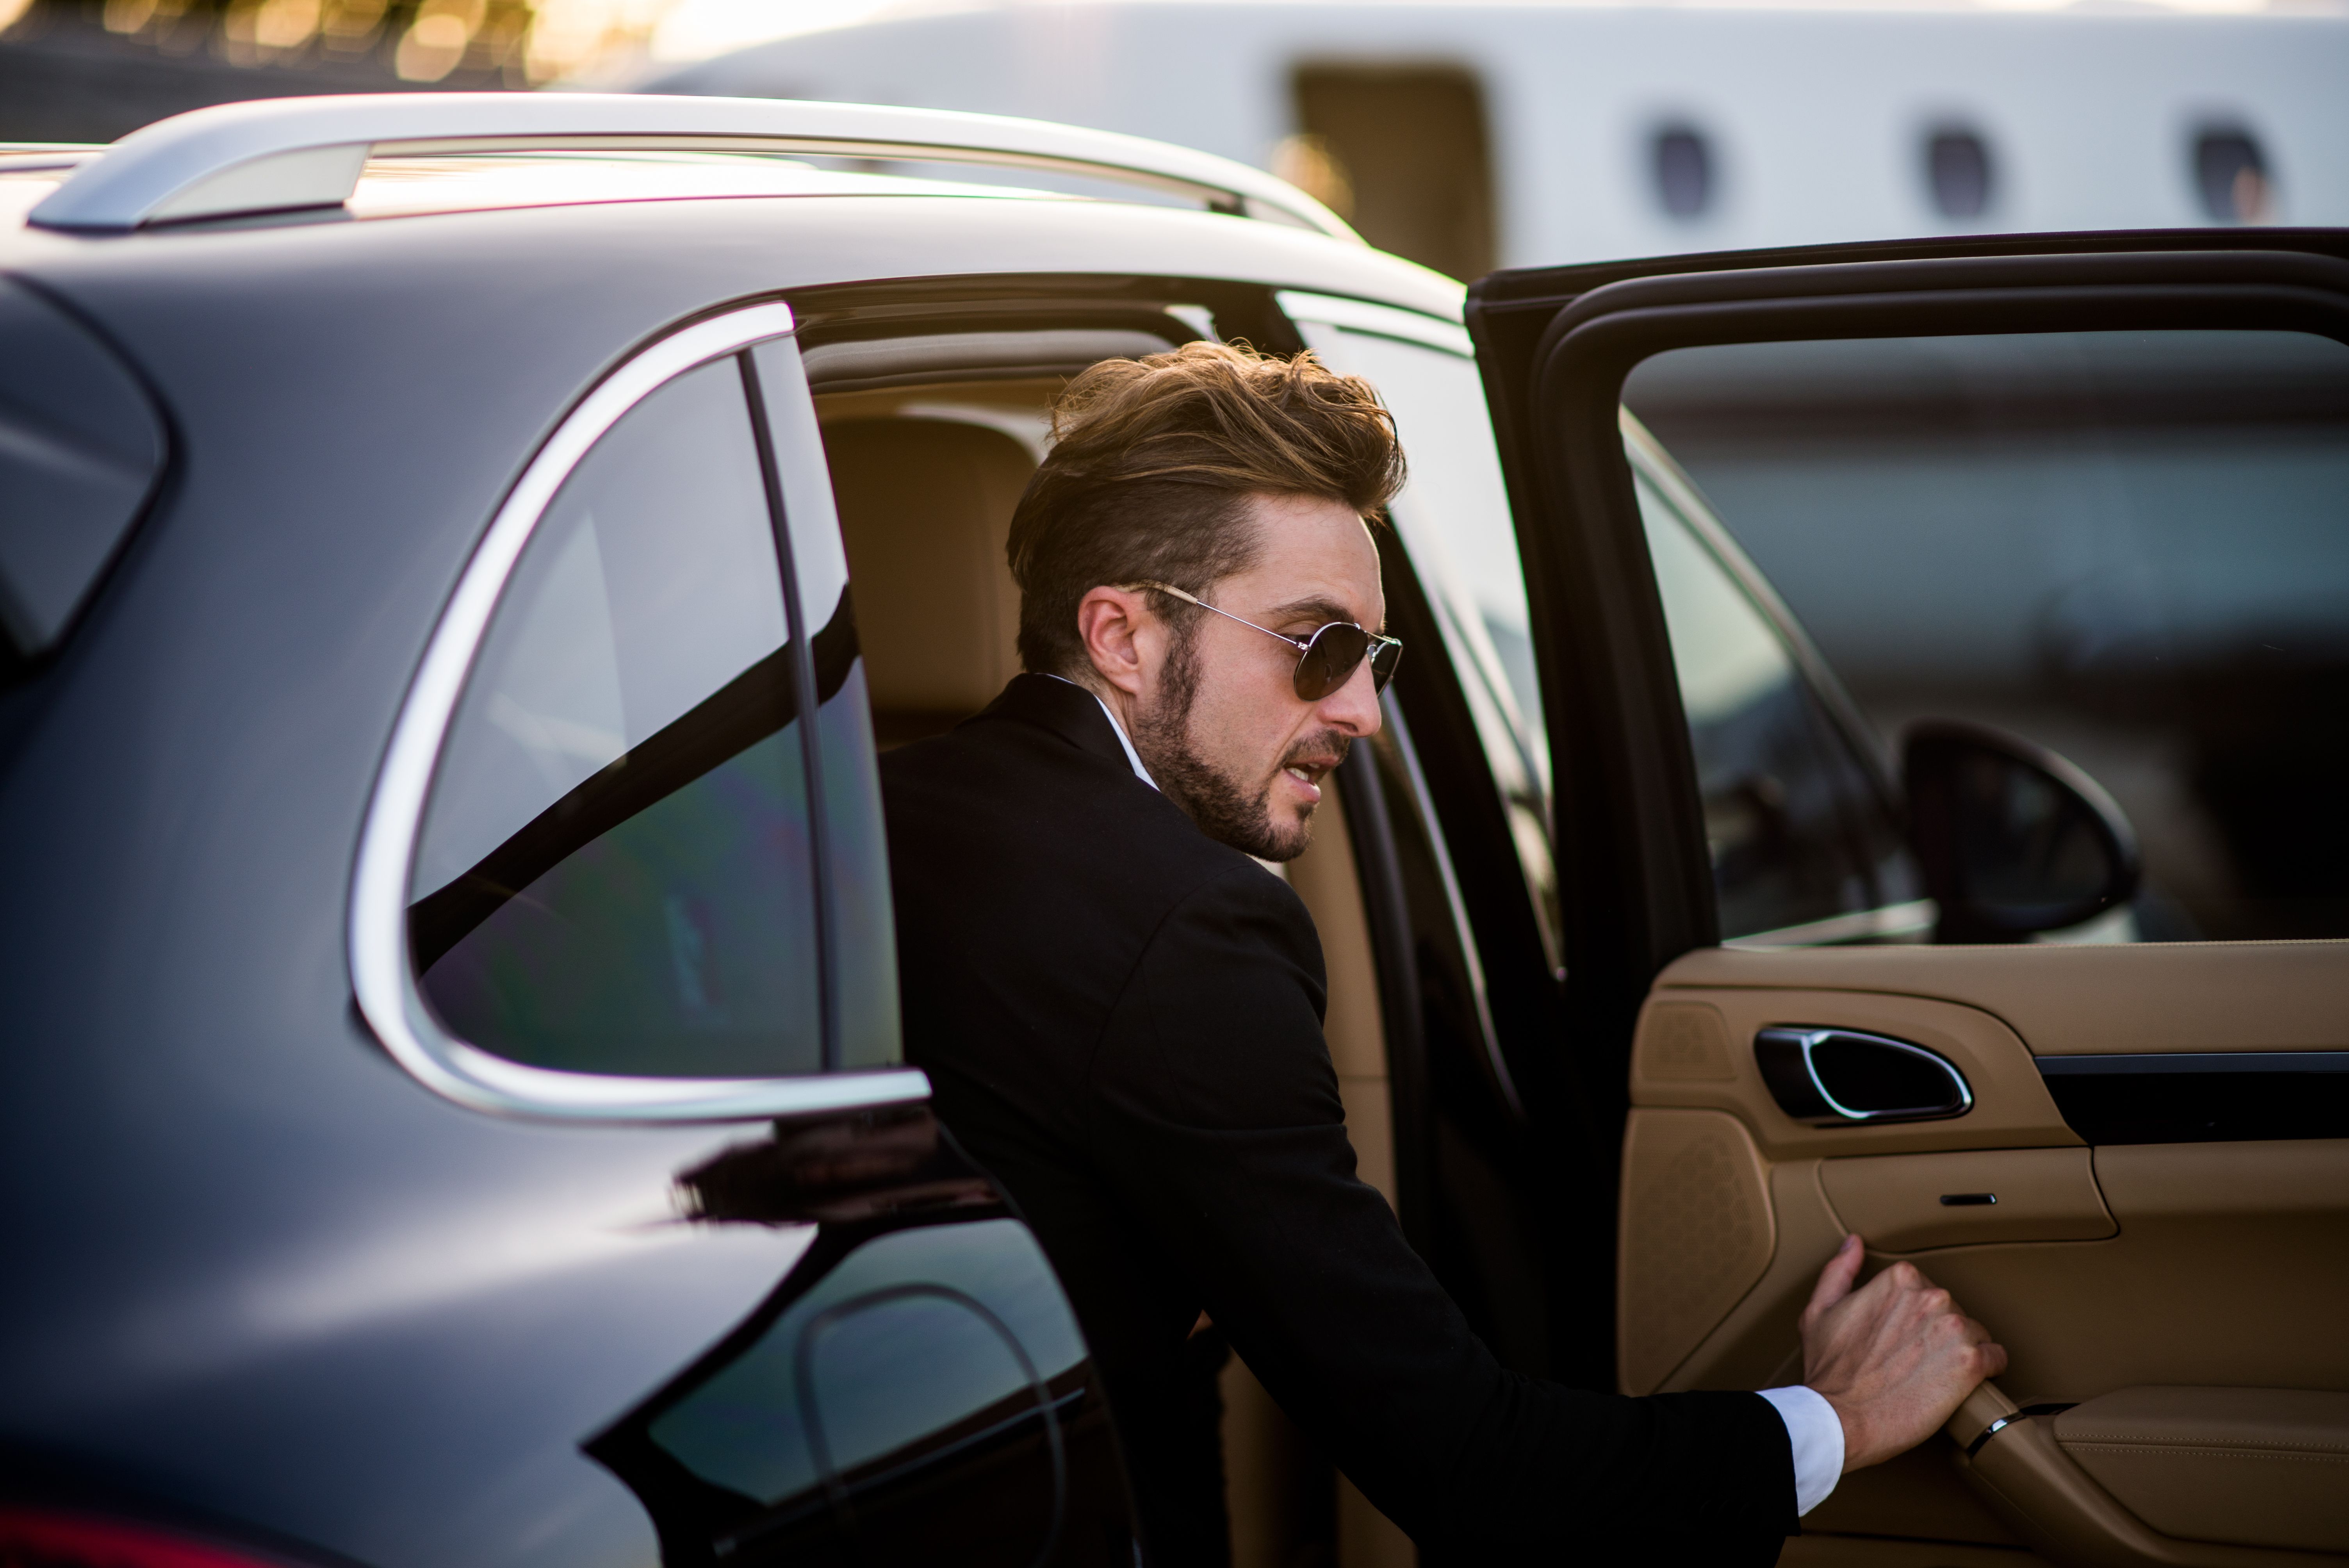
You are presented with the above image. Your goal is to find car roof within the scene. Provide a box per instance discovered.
[0,173,1464,329]
[0,94,1465,343]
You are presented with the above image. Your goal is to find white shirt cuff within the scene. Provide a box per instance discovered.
[1758,1385,1844,1517]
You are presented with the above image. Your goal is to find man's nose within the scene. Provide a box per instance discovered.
[1317,657,1385,737]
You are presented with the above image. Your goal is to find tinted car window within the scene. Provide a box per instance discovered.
[1626,329,2349,941]
[1635,467,1915,941]
[407,358,823,1076]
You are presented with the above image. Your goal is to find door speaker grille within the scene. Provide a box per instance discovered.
[1618,1109,1775,1394]
[1637,1001,1736,1083]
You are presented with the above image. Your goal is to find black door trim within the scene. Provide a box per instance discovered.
[1532,248,2349,349]
[2036,1053,2349,1144]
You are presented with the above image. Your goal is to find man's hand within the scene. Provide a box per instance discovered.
[1800,1233,2008,1471]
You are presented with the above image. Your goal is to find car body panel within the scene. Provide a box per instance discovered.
[0,184,1216,1568]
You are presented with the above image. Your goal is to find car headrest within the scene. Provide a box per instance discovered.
[823,417,1035,738]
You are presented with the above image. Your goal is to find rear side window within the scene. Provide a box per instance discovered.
[406,358,822,1078]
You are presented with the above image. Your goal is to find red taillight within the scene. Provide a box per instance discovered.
[0,1511,280,1568]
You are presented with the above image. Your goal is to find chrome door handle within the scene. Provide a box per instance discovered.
[1755,1026,1974,1125]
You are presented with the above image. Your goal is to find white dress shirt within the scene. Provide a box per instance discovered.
[1046,675,1158,790]
[1047,675,1843,1515]
[1759,1385,1845,1515]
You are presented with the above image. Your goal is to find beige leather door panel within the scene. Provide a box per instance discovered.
[1633,991,2075,1159]
[1946,1383,2349,1568]
[2055,1388,2349,1555]
[1620,943,2349,1566]
[1656,943,2349,1059]
[1819,1148,2114,1253]
[1622,985,2081,1395]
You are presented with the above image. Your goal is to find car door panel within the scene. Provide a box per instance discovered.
[1641,953,2349,1566]
[2047,1388,2349,1556]
[1946,1379,2346,1568]
[1468,233,2349,1566]
[1634,964,2349,1393]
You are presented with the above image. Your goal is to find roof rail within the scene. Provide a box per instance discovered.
[28,92,1360,241]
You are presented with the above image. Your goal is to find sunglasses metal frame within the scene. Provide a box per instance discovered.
[1120,581,1403,700]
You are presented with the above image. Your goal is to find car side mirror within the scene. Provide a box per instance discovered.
[1902,720,2140,944]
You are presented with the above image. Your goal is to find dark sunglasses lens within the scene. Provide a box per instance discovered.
[1294,623,1370,701]
[1369,638,1403,693]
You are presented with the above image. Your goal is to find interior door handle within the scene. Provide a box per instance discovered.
[1754,1026,1973,1125]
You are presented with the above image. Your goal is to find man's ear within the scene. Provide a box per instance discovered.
[1075,585,1155,698]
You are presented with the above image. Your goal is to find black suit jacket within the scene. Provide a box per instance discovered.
[882,675,1794,1563]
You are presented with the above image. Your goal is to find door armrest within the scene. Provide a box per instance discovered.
[2053,1387,2349,1557]
[1947,1381,2349,1566]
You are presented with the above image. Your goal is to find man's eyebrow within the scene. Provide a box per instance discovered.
[1267,595,1379,632]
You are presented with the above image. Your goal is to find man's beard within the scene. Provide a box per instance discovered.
[1130,629,1350,862]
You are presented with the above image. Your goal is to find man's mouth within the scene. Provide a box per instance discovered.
[1280,754,1341,790]
[1268,733,1351,817]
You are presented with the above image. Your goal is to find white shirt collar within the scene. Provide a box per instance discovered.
[1043,674,1158,791]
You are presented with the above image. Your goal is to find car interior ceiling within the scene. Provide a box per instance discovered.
[810,327,1402,1560]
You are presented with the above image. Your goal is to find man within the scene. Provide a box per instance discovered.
[880,342,2005,1563]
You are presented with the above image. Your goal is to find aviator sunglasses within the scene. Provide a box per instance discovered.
[1122,581,1404,702]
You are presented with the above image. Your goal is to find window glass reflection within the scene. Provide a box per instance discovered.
[1626,329,2349,940]
[408,358,823,1076]
[599,1217,1089,1566]
[1636,472,1906,940]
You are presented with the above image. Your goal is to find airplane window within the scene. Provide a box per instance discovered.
[2194,127,2273,224]
[1925,128,1994,219]
[1651,125,1713,220]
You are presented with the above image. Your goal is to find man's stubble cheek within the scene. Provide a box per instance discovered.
[1134,627,1300,860]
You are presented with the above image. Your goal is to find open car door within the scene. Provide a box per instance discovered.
[1467,232,2349,1567]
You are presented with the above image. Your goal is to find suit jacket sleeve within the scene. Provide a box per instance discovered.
[1081,862,1796,1556]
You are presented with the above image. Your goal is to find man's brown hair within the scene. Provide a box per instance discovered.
[1006,340,1406,675]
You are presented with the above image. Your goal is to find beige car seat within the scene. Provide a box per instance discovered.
[822,417,1035,745]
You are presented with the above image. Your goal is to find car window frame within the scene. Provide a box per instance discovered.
[350,301,929,1122]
